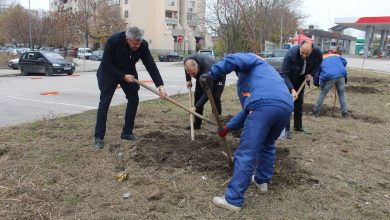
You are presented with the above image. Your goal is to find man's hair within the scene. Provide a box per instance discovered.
[126,27,144,40]
[300,40,314,48]
[184,59,199,71]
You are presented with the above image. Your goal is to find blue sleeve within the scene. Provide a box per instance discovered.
[340,56,347,67]
[227,110,247,130]
[208,53,260,80]
[100,37,125,80]
[313,66,321,86]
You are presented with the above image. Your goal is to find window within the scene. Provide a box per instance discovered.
[27,53,35,60]
[124,10,128,18]
[125,0,128,4]
[165,11,172,18]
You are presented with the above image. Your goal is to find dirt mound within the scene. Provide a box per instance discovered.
[348,76,389,84]
[125,131,313,190]
[346,85,380,94]
[133,132,230,172]
[303,103,384,124]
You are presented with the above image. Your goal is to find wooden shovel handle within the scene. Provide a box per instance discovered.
[134,79,217,125]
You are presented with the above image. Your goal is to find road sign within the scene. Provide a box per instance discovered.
[177,35,183,42]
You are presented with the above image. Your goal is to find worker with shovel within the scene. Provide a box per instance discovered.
[280,40,322,139]
[93,27,167,150]
[184,54,226,130]
[313,51,349,118]
[200,53,293,211]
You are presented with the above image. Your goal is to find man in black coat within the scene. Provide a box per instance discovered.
[280,40,322,139]
[184,54,226,129]
[94,27,167,149]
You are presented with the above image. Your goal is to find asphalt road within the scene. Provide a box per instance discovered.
[0,60,236,127]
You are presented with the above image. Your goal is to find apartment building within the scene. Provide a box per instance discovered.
[49,0,212,54]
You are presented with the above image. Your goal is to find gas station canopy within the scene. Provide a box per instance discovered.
[334,16,390,33]
[334,16,390,58]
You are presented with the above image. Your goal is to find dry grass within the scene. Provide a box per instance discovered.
[0,69,389,219]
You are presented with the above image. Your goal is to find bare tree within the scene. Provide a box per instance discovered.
[47,6,82,49]
[89,1,126,44]
[207,0,304,54]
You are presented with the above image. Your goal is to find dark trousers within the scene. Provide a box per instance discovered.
[193,83,224,128]
[94,75,140,139]
[286,85,305,131]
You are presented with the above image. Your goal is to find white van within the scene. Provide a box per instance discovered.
[77,48,93,59]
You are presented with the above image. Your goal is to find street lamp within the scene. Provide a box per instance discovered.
[28,0,32,50]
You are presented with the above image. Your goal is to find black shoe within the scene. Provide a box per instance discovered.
[121,133,139,141]
[294,127,312,134]
[285,131,292,139]
[341,112,349,118]
[94,138,104,150]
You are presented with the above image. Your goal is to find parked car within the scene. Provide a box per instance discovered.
[263,49,288,72]
[77,48,93,59]
[8,58,19,69]
[197,49,215,59]
[19,51,75,76]
[158,51,183,62]
[89,50,104,61]
[259,50,273,58]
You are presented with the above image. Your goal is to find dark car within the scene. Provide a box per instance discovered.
[89,50,103,61]
[158,51,183,62]
[264,49,288,72]
[19,51,75,76]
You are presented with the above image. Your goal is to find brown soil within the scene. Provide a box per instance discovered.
[0,69,389,219]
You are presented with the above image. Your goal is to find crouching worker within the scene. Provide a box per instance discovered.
[313,52,349,118]
[200,53,293,211]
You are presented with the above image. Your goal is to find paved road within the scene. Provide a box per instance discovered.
[0,59,236,127]
[344,56,390,73]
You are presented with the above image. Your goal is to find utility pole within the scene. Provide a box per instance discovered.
[29,0,32,50]
[279,15,283,49]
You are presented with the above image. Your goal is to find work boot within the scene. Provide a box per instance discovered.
[94,138,104,150]
[342,112,349,118]
[294,127,312,134]
[285,130,292,139]
[212,196,241,212]
[251,175,268,193]
[120,133,139,141]
[313,109,320,117]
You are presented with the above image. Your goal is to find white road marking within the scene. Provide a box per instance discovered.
[6,96,97,109]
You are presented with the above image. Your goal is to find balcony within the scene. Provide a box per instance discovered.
[165,18,179,25]
[192,31,205,38]
[187,19,198,26]
[172,29,185,36]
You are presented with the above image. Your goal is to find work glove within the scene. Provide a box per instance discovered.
[199,74,213,89]
[218,125,229,138]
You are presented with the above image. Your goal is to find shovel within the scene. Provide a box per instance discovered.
[134,79,217,125]
[188,87,195,141]
[203,86,233,166]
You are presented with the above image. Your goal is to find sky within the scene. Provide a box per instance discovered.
[17,0,390,38]
[301,0,390,37]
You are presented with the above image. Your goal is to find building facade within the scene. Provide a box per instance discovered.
[49,0,212,54]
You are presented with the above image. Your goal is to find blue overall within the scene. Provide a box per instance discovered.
[208,53,293,207]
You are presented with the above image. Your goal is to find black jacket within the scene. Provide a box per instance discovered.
[280,45,322,90]
[97,31,163,88]
[184,54,226,109]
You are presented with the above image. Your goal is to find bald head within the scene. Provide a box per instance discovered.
[300,40,313,59]
[184,59,199,77]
